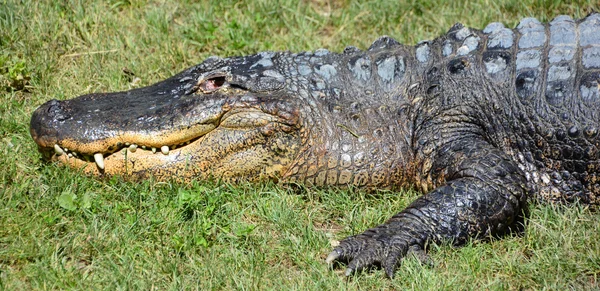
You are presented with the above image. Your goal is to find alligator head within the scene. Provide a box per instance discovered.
[30,53,309,182]
[31,48,413,187]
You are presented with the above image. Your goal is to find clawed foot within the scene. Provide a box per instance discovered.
[326,231,431,278]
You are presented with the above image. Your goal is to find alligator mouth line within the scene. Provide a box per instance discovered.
[50,136,203,170]
[39,106,290,174]
[39,116,222,173]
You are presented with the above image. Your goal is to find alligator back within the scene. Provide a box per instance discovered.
[409,14,600,204]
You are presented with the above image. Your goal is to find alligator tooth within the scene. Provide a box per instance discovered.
[129,144,137,153]
[171,145,177,150]
[161,145,169,155]
[152,147,156,154]
[68,153,73,158]
[125,142,130,146]
[141,145,146,149]
[54,144,65,156]
[94,153,105,170]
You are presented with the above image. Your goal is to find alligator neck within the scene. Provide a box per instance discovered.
[280,43,422,188]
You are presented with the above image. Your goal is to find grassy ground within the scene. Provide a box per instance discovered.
[1,0,600,289]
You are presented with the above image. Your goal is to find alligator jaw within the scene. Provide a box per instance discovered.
[30,62,303,181]
[46,125,215,172]
[32,95,302,181]
[45,130,214,177]
[30,83,223,177]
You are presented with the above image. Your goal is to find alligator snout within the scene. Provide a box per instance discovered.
[28,63,247,161]
[30,99,67,147]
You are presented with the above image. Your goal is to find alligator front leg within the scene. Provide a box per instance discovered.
[326,140,529,277]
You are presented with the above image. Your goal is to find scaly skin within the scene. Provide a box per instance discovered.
[30,14,600,277]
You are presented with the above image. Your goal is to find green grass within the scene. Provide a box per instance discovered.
[1,0,600,289]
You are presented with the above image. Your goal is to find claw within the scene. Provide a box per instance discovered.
[385,268,395,279]
[346,248,380,276]
[408,245,433,267]
[327,229,427,277]
[344,267,354,276]
[383,253,400,278]
[383,244,407,278]
[326,250,340,264]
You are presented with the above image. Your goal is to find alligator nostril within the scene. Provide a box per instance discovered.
[44,99,69,121]
[46,100,59,111]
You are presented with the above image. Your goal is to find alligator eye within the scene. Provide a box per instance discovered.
[199,76,226,93]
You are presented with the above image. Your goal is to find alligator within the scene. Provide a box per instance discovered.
[30,13,600,277]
